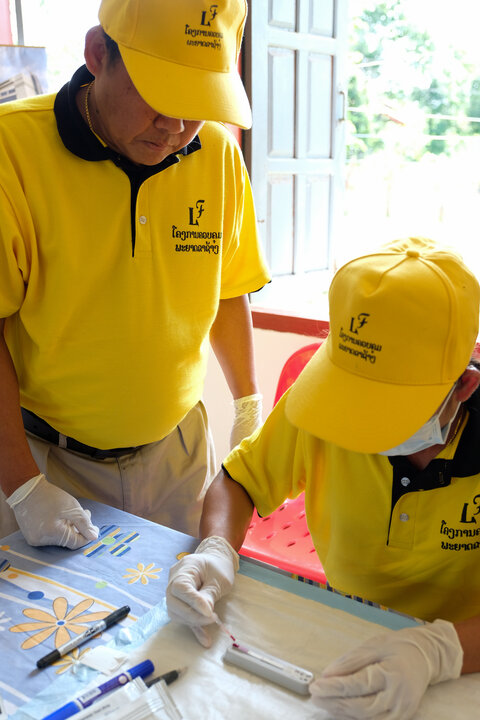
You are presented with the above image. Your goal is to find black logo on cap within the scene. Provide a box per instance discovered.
[349,313,370,334]
[201,5,218,26]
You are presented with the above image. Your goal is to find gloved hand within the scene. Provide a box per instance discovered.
[6,473,99,549]
[310,619,463,720]
[230,393,263,449]
[166,535,239,647]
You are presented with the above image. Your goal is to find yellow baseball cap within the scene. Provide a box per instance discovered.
[285,237,480,453]
[98,0,252,128]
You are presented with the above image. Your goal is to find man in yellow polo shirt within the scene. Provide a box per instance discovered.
[0,0,270,547]
[166,237,480,719]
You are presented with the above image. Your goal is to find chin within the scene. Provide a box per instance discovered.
[130,149,171,166]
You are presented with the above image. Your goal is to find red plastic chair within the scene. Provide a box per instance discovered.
[240,342,326,584]
[273,342,322,404]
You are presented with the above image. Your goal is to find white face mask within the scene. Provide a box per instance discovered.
[378,386,459,456]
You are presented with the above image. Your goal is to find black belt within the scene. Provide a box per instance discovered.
[21,408,144,460]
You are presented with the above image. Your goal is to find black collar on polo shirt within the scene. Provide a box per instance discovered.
[452,388,480,476]
[54,66,202,256]
[384,389,480,545]
[387,388,480,513]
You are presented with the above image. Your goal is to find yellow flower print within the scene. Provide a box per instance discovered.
[123,562,162,585]
[9,597,110,650]
[53,647,92,674]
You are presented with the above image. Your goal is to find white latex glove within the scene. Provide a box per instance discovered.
[166,535,239,647]
[310,619,463,720]
[230,393,263,449]
[7,473,99,549]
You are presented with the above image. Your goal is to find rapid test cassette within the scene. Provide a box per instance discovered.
[223,642,314,695]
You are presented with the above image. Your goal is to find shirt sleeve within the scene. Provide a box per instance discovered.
[218,136,270,299]
[0,181,29,317]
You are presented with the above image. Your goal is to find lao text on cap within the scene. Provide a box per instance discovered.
[285,237,480,453]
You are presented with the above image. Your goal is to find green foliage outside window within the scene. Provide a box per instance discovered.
[348,0,478,159]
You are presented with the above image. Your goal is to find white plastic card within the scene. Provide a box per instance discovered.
[79,647,129,674]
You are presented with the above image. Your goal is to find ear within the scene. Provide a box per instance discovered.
[84,26,108,76]
[455,366,480,403]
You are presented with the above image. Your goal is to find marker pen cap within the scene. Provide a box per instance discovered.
[128,660,155,680]
[95,659,155,698]
[42,701,81,720]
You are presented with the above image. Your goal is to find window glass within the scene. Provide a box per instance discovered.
[343,0,480,279]
[9,0,99,91]
[255,0,480,319]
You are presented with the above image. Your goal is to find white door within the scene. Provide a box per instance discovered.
[244,0,349,311]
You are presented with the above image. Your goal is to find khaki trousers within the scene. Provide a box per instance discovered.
[0,401,215,540]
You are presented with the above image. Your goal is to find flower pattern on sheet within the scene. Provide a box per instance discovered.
[52,646,92,674]
[122,562,162,585]
[9,597,110,650]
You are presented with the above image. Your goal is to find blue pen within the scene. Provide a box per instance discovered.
[41,659,154,720]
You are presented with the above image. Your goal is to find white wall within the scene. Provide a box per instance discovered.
[203,326,321,470]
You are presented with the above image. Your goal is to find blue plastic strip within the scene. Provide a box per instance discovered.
[239,557,420,630]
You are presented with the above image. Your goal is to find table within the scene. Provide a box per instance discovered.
[0,499,196,716]
[2,500,480,719]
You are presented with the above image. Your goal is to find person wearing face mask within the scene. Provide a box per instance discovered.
[166,236,480,720]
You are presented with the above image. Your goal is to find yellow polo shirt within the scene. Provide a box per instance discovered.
[223,389,480,623]
[0,67,270,448]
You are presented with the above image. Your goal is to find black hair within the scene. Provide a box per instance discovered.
[102,30,121,65]
[470,356,480,371]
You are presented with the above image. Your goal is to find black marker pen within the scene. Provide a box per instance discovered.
[36,605,130,669]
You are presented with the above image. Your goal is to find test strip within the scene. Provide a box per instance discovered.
[223,642,314,695]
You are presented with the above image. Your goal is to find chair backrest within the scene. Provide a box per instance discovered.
[240,494,326,584]
[273,342,322,405]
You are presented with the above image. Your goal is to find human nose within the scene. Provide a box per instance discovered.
[153,114,185,133]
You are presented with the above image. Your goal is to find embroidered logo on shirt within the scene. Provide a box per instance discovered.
[460,494,480,524]
[440,495,480,550]
[189,199,205,226]
[172,200,222,255]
